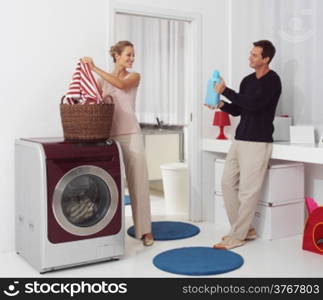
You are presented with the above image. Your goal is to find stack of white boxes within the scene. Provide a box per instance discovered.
[214,159,305,240]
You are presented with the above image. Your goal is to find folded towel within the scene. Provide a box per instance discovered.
[65,59,103,105]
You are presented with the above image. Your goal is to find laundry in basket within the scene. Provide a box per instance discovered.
[64,59,103,104]
[60,59,114,141]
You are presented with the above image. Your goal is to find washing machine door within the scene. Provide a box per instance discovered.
[53,165,119,236]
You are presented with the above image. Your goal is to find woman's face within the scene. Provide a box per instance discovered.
[115,46,135,68]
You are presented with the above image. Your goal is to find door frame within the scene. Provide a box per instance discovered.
[107,0,203,221]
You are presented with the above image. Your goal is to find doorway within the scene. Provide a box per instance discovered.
[108,2,203,221]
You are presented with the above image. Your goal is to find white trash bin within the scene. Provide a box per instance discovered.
[160,162,189,216]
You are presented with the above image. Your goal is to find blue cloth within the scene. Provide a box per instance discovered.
[153,247,244,276]
[124,195,131,206]
[127,221,200,240]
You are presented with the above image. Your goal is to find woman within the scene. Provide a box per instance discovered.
[82,41,154,246]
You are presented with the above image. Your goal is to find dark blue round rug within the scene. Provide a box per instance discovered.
[153,247,244,276]
[124,195,131,206]
[127,221,200,240]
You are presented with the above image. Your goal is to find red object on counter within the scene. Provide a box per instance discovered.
[213,111,231,139]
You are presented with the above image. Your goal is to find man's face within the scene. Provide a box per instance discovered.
[249,46,268,69]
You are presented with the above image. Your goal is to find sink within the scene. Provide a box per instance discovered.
[140,124,184,135]
[140,123,185,162]
[140,123,158,130]
[140,123,184,132]
[162,124,184,130]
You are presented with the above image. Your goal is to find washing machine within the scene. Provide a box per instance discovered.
[15,137,124,273]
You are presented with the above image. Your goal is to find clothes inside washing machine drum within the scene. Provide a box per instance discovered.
[64,196,99,224]
[61,174,111,226]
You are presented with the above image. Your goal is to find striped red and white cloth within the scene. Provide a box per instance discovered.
[64,59,103,105]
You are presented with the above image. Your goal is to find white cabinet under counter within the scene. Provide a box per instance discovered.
[141,127,184,181]
[214,156,305,239]
[202,138,323,223]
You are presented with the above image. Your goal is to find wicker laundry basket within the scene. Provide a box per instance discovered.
[60,96,114,141]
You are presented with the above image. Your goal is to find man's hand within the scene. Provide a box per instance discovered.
[216,101,225,109]
[215,77,226,94]
[204,100,225,110]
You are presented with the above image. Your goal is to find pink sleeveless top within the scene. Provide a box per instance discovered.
[98,73,140,136]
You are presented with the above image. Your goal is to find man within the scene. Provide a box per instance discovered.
[213,40,282,249]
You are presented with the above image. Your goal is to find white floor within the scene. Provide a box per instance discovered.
[1,191,322,278]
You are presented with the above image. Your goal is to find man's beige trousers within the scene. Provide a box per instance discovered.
[221,140,272,240]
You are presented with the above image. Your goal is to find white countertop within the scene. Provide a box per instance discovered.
[202,139,323,165]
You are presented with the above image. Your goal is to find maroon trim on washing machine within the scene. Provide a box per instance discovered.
[43,140,123,244]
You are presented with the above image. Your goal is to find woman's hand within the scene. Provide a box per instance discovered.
[81,57,95,70]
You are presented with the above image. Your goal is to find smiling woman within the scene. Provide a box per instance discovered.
[81,41,155,246]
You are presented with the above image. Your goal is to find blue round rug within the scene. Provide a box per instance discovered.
[127,221,200,240]
[124,195,131,206]
[153,247,244,276]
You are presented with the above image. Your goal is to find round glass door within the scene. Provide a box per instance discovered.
[53,165,119,236]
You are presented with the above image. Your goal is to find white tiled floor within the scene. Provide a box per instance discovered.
[1,191,322,278]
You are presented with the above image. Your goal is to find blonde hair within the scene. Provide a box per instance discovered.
[109,40,134,63]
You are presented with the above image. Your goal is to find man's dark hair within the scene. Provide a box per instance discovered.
[253,40,276,64]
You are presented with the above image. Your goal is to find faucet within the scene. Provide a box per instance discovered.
[156,117,164,129]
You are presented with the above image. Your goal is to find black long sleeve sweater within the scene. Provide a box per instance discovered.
[221,70,282,142]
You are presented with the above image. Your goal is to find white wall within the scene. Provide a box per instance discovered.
[228,0,323,203]
[0,0,323,252]
[231,0,323,133]
[0,0,229,252]
[5,0,320,253]
[0,0,108,252]
[112,0,230,140]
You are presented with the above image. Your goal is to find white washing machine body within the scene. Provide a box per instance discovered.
[15,138,125,273]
